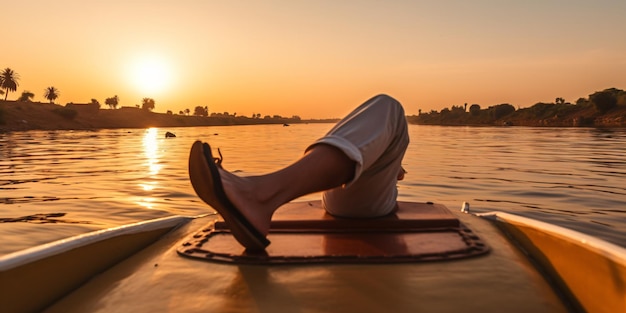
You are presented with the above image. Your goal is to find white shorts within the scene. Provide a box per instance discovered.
[307,94,409,218]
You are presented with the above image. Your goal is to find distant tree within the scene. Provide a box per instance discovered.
[166,110,172,115]
[575,97,588,106]
[88,98,101,109]
[178,110,184,115]
[450,105,465,114]
[0,68,19,100]
[18,91,35,102]
[555,97,565,105]
[184,108,190,115]
[469,104,481,116]
[44,86,60,103]
[141,97,155,111]
[105,95,119,109]
[601,87,623,96]
[491,103,515,119]
[590,90,617,113]
[193,106,208,116]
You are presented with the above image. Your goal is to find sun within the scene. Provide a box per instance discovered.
[129,55,171,95]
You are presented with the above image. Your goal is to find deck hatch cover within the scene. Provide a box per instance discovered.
[177,201,489,264]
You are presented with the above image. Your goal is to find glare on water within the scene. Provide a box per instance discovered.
[0,124,625,255]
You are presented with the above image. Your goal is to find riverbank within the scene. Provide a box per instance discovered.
[0,101,338,132]
[408,104,626,127]
[408,88,626,127]
[2,96,626,132]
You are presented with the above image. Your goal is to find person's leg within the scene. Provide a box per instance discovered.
[310,94,409,217]
[189,94,408,249]
[217,144,356,236]
[189,141,356,250]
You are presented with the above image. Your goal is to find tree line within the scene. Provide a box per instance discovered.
[1,67,60,103]
[2,66,300,120]
[408,88,626,126]
[0,67,157,111]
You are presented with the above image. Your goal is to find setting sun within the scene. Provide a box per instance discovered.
[128,55,172,95]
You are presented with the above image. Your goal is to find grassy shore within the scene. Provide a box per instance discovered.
[0,101,338,132]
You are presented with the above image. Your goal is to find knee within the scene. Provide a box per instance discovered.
[373,94,395,102]
[370,94,404,113]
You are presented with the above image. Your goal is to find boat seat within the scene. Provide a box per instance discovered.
[178,201,489,264]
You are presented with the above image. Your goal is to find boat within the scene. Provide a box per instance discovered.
[0,201,624,313]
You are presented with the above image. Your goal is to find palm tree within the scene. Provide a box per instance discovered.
[141,97,155,111]
[44,87,60,103]
[18,91,35,102]
[1,68,19,100]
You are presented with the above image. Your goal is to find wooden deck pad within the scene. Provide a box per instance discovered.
[177,201,489,264]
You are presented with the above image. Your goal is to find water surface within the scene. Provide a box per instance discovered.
[1,125,624,255]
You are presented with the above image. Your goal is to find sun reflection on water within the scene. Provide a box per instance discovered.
[143,128,162,177]
[138,128,161,209]
[138,197,155,209]
[139,182,156,191]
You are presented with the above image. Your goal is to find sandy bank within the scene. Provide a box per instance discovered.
[0,101,334,132]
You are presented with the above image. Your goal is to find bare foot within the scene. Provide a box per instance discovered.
[218,168,277,236]
[188,141,272,249]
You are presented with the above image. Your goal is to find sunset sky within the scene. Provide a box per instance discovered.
[3,0,625,118]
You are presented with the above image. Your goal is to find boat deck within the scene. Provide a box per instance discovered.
[43,201,570,313]
[179,201,489,264]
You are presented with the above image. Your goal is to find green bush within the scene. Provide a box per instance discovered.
[53,107,78,120]
[489,103,516,119]
[590,91,617,113]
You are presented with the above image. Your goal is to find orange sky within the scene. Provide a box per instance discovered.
[3,1,626,118]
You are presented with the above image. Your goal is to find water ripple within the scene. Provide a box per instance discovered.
[1,125,625,255]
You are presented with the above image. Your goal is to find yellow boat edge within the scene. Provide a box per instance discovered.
[0,215,193,313]
[478,211,626,313]
[0,215,192,271]
[3,204,625,313]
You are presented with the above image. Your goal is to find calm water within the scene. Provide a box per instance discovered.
[1,124,625,255]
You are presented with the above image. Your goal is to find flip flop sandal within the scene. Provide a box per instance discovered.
[188,141,270,251]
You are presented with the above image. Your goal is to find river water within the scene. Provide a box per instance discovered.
[1,124,625,256]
